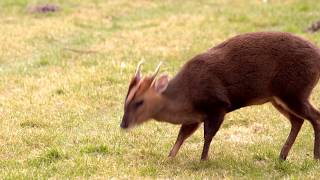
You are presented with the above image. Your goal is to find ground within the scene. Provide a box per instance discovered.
[1,0,320,179]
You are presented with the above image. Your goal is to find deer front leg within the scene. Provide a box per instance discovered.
[168,123,200,157]
[201,110,225,160]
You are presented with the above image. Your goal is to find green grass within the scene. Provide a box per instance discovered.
[1,0,320,178]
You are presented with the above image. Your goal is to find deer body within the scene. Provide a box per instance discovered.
[121,32,320,160]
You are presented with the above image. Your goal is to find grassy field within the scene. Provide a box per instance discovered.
[1,0,320,178]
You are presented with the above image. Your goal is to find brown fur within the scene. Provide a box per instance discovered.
[125,77,153,106]
[121,32,320,161]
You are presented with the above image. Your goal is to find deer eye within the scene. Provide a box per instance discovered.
[134,100,144,108]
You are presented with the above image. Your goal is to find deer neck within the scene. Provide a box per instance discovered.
[153,92,203,125]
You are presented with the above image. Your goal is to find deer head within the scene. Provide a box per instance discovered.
[121,62,169,129]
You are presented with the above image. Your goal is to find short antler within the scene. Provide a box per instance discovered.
[135,60,144,80]
[151,62,162,79]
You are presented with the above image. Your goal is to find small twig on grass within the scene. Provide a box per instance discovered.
[63,48,99,54]
[306,20,320,33]
[27,4,60,13]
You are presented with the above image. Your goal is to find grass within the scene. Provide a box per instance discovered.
[1,0,320,178]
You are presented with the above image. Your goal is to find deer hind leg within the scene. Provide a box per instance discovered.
[275,97,320,160]
[168,123,200,157]
[272,100,304,160]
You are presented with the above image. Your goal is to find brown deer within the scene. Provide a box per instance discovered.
[120,32,320,161]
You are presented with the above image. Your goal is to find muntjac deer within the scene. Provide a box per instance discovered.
[121,32,320,161]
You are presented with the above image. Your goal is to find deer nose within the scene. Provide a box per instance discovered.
[120,116,129,129]
[120,121,128,129]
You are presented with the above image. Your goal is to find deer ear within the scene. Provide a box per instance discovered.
[153,74,169,93]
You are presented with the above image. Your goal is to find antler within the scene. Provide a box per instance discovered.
[151,61,162,79]
[135,60,144,80]
[150,62,163,86]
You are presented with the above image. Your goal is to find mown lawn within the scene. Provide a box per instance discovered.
[1,0,320,178]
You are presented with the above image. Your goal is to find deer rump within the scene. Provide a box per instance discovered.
[121,32,320,161]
